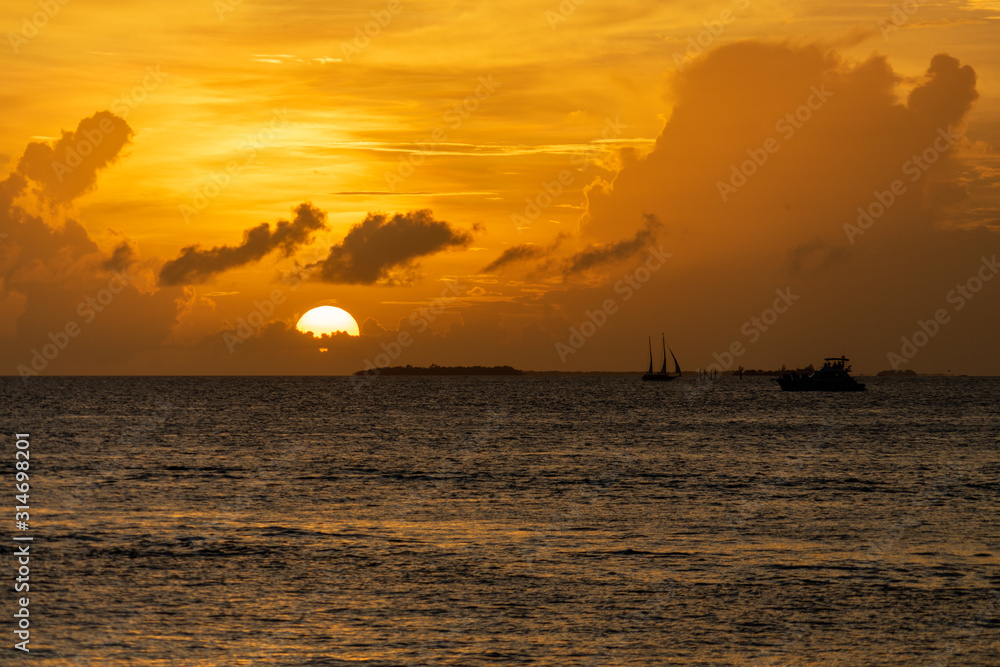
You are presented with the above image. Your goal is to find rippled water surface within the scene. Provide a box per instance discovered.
[2,376,999,665]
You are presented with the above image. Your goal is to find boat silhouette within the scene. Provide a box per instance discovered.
[777,356,866,392]
[642,334,681,381]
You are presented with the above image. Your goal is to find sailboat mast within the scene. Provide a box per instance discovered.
[660,334,667,374]
[647,336,653,373]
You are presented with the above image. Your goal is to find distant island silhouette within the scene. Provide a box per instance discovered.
[876,369,918,376]
[354,364,524,376]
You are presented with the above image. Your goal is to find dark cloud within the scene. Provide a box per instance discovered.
[159,203,327,286]
[564,213,660,275]
[0,207,99,287]
[907,54,979,128]
[1,111,139,371]
[0,113,179,376]
[101,241,136,272]
[482,244,546,273]
[359,317,388,336]
[16,111,133,204]
[482,233,568,274]
[311,209,473,284]
[1,172,27,208]
[783,237,848,276]
[1,111,133,289]
[583,44,984,250]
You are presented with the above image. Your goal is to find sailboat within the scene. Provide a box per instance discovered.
[642,334,681,381]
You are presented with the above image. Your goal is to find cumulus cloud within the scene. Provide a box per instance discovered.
[0,113,180,375]
[101,240,137,272]
[16,111,133,204]
[159,202,327,286]
[311,209,474,284]
[0,210,98,287]
[564,213,660,275]
[563,41,997,374]
[582,43,983,257]
[1,112,134,290]
[907,53,979,128]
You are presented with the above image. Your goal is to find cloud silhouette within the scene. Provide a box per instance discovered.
[482,244,547,273]
[102,241,137,272]
[159,203,327,286]
[0,112,131,289]
[0,113,180,374]
[311,209,473,284]
[907,53,979,128]
[564,213,660,275]
[16,111,133,204]
[582,43,983,255]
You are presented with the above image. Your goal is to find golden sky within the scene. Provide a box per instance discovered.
[2,0,999,375]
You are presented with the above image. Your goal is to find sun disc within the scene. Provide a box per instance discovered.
[296,306,360,337]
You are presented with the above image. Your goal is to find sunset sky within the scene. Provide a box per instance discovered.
[2,0,999,376]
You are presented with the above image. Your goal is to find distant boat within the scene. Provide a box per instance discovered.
[777,356,866,392]
[642,334,681,382]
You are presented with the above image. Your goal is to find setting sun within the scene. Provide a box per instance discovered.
[296,306,360,337]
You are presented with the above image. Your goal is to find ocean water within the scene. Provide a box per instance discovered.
[2,375,999,665]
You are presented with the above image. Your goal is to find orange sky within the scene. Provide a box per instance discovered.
[2,0,999,376]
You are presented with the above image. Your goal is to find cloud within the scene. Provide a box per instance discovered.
[0,209,99,288]
[359,317,388,336]
[582,42,984,255]
[907,53,979,128]
[15,111,133,204]
[557,40,998,374]
[0,113,181,375]
[159,203,327,286]
[101,240,136,272]
[1,111,134,289]
[311,209,474,284]
[564,213,660,275]
[783,237,847,276]
[482,244,547,272]
[482,233,571,274]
